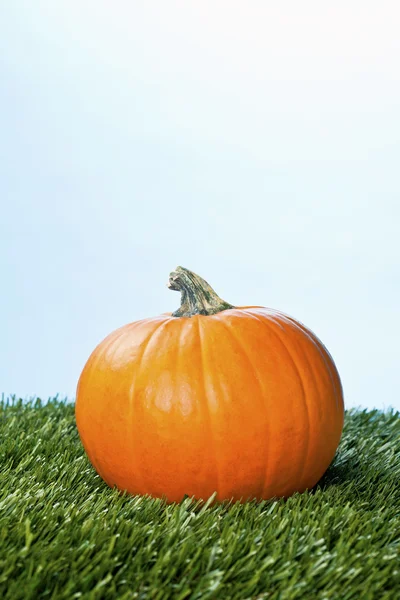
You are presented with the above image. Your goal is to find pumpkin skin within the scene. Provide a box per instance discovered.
[76,268,344,503]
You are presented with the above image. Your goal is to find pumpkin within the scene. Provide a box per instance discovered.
[76,266,344,503]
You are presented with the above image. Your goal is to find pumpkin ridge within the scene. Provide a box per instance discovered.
[77,328,129,482]
[277,314,328,433]
[219,312,271,500]
[137,318,172,366]
[127,318,171,494]
[249,311,311,494]
[265,315,312,492]
[197,318,220,500]
[284,315,343,414]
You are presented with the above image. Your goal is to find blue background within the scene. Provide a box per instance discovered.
[1,1,399,410]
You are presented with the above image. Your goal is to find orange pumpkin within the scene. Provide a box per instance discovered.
[76,267,344,503]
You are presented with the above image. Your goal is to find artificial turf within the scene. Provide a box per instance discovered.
[0,397,399,600]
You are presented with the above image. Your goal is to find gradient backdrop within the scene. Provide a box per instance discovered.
[1,1,399,410]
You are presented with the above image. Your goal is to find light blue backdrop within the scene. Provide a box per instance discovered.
[1,1,399,410]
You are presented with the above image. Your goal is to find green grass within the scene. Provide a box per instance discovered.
[0,397,399,600]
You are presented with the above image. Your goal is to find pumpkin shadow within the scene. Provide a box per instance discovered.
[311,455,360,493]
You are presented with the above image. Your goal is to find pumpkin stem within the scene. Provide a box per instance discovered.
[168,266,234,318]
